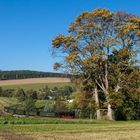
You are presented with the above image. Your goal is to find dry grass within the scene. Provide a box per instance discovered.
[0,78,70,86]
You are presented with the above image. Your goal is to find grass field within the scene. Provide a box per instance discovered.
[0,118,140,140]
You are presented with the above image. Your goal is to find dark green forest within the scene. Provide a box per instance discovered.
[0,70,69,80]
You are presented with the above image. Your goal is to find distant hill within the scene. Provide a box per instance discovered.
[0,70,70,80]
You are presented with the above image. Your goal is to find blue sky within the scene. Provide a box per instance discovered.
[0,0,140,72]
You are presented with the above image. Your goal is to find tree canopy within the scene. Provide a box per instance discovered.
[52,9,140,120]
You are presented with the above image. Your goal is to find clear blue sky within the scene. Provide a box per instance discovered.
[0,0,140,72]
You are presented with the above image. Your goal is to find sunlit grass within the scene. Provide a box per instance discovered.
[0,120,140,140]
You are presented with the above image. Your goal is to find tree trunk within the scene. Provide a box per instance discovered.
[90,112,93,120]
[96,109,101,120]
[104,90,113,120]
[94,85,101,120]
[107,103,113,120]
[105,59,113,120]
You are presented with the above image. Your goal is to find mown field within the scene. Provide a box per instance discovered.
[0,118,140,140]
[0,77,70,90]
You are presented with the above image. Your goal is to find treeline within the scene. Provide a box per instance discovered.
[0,70,70,80]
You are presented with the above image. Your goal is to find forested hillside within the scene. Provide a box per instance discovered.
[0,70,69,80]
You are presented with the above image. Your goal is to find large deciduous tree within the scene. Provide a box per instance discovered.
[52,9,140,120]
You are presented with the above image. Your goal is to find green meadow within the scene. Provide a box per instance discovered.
[0,118,140,140]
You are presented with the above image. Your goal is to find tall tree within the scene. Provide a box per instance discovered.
[52,9,140,120]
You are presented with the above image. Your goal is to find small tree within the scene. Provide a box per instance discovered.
[14,88,26,101]
[23,97,35,115]
[60,85,75,100]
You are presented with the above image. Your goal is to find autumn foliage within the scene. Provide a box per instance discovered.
[52,9,140,120]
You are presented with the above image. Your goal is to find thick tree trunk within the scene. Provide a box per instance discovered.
[104,90,113,120]
[107,103,113,120]
[95,54,113,120]
[105,59,113,120]
[94,85,101,120]
[96,109,101,120]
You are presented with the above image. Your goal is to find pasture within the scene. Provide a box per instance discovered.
[0,118,140,140]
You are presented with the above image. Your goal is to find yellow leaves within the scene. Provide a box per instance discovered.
[52,35,73,48]
[83,23,100,31]
[117,23,138,37]
[130,17,140,25]
[117,47,132,61]
[76,11,90,22]
[77,33,83,39]
[118,16,140,36]
[52,34,65,48]
[91,8,113,19]
[81,55,100,69]
[65,51,79,64]
[124,23,137,30]
[69,51,78,58]
[81,60,88,67]
[74,9,113,27]
[69,22,76,31]
[53,8,140,75]
[84,23,94,28]
[130,17,140,36]
[137,30,140,36]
